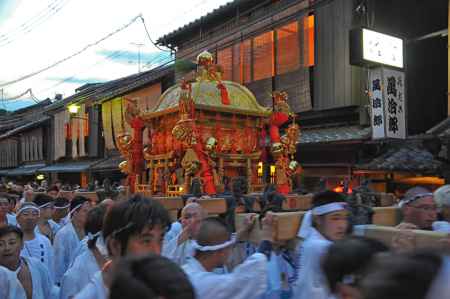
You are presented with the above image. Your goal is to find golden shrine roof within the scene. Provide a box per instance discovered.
[147,80,271,118]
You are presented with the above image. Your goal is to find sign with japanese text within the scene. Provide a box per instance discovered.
[369,68,386,139]
[383,68,406,139]
[369,68,406,139]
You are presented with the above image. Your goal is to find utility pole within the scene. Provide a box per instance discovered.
[131,42,144,73]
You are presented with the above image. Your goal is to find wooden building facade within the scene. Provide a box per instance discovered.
[157,0,449,192]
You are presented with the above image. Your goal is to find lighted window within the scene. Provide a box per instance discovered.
[217,47,233,80]
[276,21,300,75]
[303,15,315,67]
[253,31,274,81]
[241,39,252,84]
[232,43,242,83]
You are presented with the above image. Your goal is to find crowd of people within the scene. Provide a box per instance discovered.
[0,181,450,299]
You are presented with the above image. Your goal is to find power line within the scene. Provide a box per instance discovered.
[0,0,70,47]
[0,14,144,88]
[0,88,40,103]
[37,49,127,94]
[138,15,172,53]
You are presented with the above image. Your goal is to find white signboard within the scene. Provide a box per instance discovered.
[383,68,406,139]
[363,29,404,68]
[369,68,386,139]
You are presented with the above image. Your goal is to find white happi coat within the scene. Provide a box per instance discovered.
[164,221,182,243]
[162,232,196,266]
[54,222,82,284]
[60,249,100,299]
[35,219,61,240]
[433,221,450,233]
[6,213,17,226]
[182,253,268,299]
[73,271,107,299]
[21,256,56,299]
[292,228,333,299]
[0,265,26,299]
[20,232,55,282]
[259,251,297,299]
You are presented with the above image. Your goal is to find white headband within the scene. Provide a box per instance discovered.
[312,202,347,216]
[69,202,89,217]
[54,204,70,210]
[297,202,347,239]
[87,231,101,241]
[192,235,236,252]
[17,206,40,217]
[39,202,54,209]
[399,193,433,208]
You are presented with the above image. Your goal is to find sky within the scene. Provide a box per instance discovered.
[0,0,231,110]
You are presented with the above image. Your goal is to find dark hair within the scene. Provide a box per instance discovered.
[0,225,23,240]
[47,185,59,193]
[109,254,195,299]
[70,195,89,213]
[33,193,54,207]
[313,190,346,208]
[85,205,108,249]
[195,217,230,258]
[54,197,70,208]
[361,250,442,299]
[7,194,17,205]
[102,194,171,256]
[322,236,389,293]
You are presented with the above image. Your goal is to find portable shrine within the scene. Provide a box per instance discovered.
[117,51,301,196]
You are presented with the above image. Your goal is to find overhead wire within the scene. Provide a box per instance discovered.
[1,1,213,99]
[0,14,143,88]
[138,15,172,53]
[0,0,71,47]
[37,49,128,94]
[0,88,40,103]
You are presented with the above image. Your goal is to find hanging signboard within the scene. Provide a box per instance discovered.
[369,68,386,139]
[350,28,404,69]
[383,68,406,139]
[369,67,406,139]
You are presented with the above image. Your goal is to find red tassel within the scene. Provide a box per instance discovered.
[217,83,230,105]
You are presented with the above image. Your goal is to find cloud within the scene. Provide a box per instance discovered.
[96,50,171,66]
[0,0,21,26]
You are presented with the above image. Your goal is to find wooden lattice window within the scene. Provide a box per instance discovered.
[253,31,274,81]
[217,47,233,81]
[276,21,300,75]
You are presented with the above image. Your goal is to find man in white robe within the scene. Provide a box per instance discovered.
[54,196,91,284]
[182,215,275,299]
[60,204,109,299]
[0,225,57,299]
[292,191,350,299]
[6,213,17,226]
[163,203,206,265]
[59,243,102,299]
[16,202,55,281]
[33,194,61,243]
[74,195,172,299]
[164,220,182,243]
[53,198,71,227]
[1,195,16,226]
[0,265,27,299]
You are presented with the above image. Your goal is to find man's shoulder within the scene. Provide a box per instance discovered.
[74,271,106,299]
[23,256,49,274]
[302,236,332,254]
[35,232,52,246]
